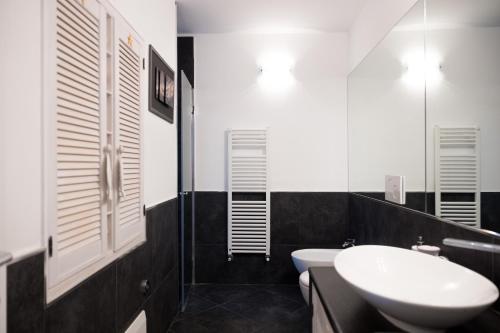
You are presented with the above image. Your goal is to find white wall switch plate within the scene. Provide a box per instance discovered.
[385,175,406,205]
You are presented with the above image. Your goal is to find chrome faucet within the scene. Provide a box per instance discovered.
[342,238,356,248]
[442,238,500,254]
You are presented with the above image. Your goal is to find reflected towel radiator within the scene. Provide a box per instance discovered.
[435,126,481,228]
[227,129,270,261]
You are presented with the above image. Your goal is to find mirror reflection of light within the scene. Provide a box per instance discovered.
[402,50,442,88]
[257,53,294,93]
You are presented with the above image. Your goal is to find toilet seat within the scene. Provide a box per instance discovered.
[299,271,309,288]
[299,271,310,305]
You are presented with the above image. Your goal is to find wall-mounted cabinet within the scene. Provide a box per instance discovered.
[43,0,145,301]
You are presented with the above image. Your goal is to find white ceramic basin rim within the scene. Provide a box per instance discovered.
[335,245,499,330]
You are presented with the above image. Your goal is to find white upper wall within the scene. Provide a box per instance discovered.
[348,0,418,71]
[0,0,177,257]
[348,29,426,192]
[194,33,349,192]
[0,0,44,257]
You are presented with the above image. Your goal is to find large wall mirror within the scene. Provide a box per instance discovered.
[348,0,500,235]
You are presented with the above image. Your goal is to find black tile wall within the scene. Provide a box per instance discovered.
[349,193,500,311]
[146,266,179,333]
[116,243,152,332]
[194,192,349,284]
[195,191,227,245]
[181,191,193,291]
[150,198,179,289]
[361,191,500,234]
[6,197,179,333]
[272,192,348,246]
[482,192,500,233]
[46,264,117,333]
[357,191,427,212]
[177,37,194,87]
[7,252,45,333]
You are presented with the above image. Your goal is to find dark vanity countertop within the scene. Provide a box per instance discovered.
[309,267,500,333]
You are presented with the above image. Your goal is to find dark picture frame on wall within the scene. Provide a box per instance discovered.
[149,45,175,123]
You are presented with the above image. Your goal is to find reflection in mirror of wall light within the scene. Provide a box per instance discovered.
[402,50,442,88]
[257,53,294,92]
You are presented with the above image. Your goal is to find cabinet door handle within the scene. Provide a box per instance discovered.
[104,145,112,201]
[117,146,126,199]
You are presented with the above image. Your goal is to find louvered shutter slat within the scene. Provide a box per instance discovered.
[113,20,144,250]
[58,208,101,227]
[49,0,105,285]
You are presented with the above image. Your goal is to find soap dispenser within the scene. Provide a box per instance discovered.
[411,236,441,256]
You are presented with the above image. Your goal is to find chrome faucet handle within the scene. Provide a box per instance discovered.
[417,236,424,246]
[342,238,356,248]
[443,238,500,254]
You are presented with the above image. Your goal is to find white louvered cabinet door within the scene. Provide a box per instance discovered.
[48,0,106,286]
[112,16,145,250]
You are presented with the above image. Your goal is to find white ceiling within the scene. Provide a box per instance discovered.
[177,0,368,34]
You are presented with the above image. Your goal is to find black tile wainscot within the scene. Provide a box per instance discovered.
[309,266,500,333]
[348,193,500,312]
[195,191,349,284]
[6,197,179,333]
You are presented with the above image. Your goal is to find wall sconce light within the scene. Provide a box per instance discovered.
[257,53,294,92]
[402,50,442,88]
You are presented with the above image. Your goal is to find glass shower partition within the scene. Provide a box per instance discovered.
[179,70,194,310]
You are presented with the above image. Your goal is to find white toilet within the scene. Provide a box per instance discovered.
[291,249,343,305]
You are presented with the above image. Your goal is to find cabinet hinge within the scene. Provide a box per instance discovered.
[48,236,53,257]
[143,204,146,216]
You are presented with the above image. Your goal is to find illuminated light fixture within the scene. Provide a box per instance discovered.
[402,50,442,88]
[257,53,294,92]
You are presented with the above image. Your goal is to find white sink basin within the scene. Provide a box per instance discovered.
[335,245,499,332]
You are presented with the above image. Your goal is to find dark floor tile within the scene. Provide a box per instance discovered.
[172,285,310,333]
[7,252,45,333]
[169,319,213,333]
[177,294,217,319]
[256,306,310,333]
[191,284,257,304]
[190,306,262,333]
[46,264,116,333]
[259,284,305,304]
[221,290,303,321]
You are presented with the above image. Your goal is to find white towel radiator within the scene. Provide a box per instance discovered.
[435,126,481,228]
[227,129,270,261]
